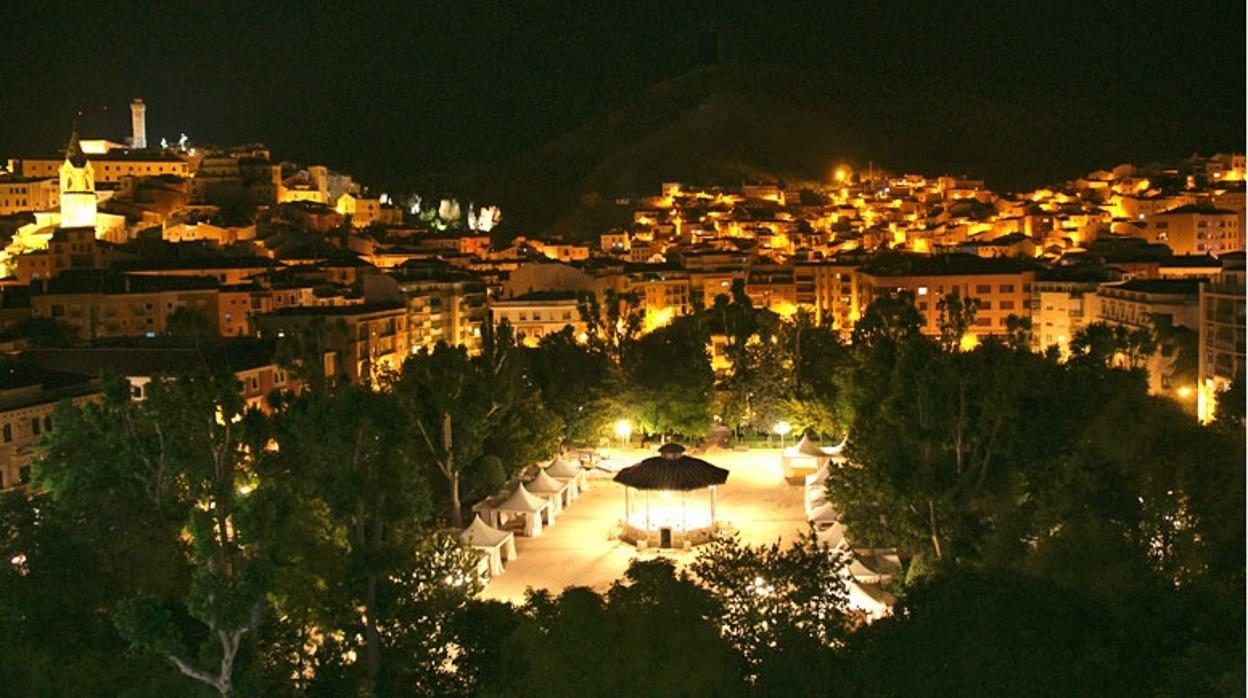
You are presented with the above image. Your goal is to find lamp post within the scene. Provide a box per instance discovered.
[614,419,633,459]
[773,420,792,450]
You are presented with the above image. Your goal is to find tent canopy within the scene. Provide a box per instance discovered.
[545,456,585,480]
[460,515,512,547]
[527,468,567,494]
[809,501,839,524]
[788,434,846,458]
[494,483,549,513]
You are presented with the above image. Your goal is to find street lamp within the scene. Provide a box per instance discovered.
[773,420,792,450]
[614,419,633,456]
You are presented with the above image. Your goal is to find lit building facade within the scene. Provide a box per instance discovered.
[857,255,1037,339]
[1197,255,1246,422]
[257,303,409,384]
[489,294,585,347]
[1140,205,1243,256]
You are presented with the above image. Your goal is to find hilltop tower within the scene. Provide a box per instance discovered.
[130,98,147,149]
[59,129,97,229]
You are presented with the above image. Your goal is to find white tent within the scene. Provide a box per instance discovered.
[460,515,517,577]
[849,549,902,585]
[545,456,589,493]
[805,462,833,489]
[489,483,552,537]
[844,576,894,619]
[823,436,848,460]
[815,521,849,550]
[783,434,848,479]
[808,500,840,526]
[527,468,573,513]
[805,481,828,516]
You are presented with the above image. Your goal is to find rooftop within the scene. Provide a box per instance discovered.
[1104,278,1201,296]
[860,252,1039,277]
[20,339,283,379]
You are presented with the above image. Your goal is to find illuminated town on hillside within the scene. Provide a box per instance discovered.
[0,5,1243,697]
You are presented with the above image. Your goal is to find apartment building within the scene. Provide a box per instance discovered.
[489,293,585,347]
[857,254,1038,339]
[1198,254,1246,422]
[257,302,408,384]
[0,362,100,491]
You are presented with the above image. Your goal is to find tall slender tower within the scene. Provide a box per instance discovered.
[130,98,147,149]
[59,129,97,229]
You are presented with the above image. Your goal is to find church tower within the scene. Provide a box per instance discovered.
[59,129,97,229]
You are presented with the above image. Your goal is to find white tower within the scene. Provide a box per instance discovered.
[130,98,147,149]
[59,130,97,229]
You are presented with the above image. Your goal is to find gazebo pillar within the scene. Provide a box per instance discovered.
[624,487,631,525]
[710,485,717,525]
[681,490,687,530]
[645,489,651,530]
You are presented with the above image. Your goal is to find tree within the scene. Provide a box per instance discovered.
[577,289,642,363]
[269,382,440,694]
[1213,375,1245,428]
[841,568,1137,698]
[166,306,220,338]
[485,559,745,697]
[529,327,615,443]
[690,533,853,694]
[620,316,714,439]
[38,371,274,697]
[851,291,923,348]
[936,291,978,351]
[398,344,501,527]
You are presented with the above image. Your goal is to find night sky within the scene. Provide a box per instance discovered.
[2,1,1243,188]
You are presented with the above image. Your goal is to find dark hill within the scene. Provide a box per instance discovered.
[417,63,1225,239]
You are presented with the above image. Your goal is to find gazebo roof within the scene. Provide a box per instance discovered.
[545,456,584,479]
[527,468,566,494]
[460,515,512,547]
[613,443,729,492]
[494,482,548,513]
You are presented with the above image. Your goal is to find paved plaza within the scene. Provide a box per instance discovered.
[479,448,809,604]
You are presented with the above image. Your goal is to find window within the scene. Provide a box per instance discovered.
[31,418,40,436]
[976,284,991,294]
[43,416,52,432]
[1000,300,1015,310]
[999,284,1014,293]
[249,377,259,391]
[2,424,10,442]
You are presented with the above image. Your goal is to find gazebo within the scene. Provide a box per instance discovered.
[545,455,589,494]
[460,515,518,577]
[613,443,729,549]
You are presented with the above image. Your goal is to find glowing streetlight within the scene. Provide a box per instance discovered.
[1176,386,1194,399]
[773,420,792,450]
[614,419,633,454]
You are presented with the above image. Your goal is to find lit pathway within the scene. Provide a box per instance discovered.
[478,448,808,604]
